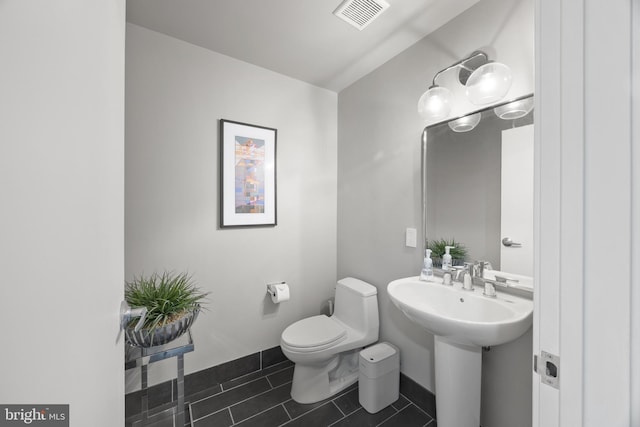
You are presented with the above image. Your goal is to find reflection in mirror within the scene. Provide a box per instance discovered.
[423,94,534,278]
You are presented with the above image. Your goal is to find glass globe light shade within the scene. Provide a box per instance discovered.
[448,112,482,133]
[418,86,452,120]
[493,97,534,120]
[465,62,513,105]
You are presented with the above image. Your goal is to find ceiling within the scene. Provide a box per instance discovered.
[126,0,481,92]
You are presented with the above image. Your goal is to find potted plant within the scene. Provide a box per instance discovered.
[427,238,468,267]
[124,271,209,348]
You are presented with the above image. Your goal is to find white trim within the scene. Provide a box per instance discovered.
[534,0,563,424]
[631,0,640,424]
[558,0,585,424]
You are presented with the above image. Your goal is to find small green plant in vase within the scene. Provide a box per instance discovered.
[427,238,468,267]
[124,271,209,347]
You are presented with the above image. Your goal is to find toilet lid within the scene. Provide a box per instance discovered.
[281,315,346,349]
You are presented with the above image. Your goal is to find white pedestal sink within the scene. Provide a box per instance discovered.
[387,276,533,427]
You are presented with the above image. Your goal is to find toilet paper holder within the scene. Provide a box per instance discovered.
[266,281,286,297]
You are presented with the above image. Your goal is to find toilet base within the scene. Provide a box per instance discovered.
[290,350,360,404]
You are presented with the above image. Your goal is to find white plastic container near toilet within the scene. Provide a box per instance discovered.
[358,342,400,413]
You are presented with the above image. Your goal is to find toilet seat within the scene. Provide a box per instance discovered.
[281,315,346,352]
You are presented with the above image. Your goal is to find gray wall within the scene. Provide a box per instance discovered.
[125,24,338,390]
[337,0,533,426]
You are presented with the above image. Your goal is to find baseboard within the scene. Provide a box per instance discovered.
[399,372,437,419]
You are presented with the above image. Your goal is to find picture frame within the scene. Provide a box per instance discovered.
[219,119,277,227]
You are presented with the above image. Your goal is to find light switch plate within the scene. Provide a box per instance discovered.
[405,228,417,247]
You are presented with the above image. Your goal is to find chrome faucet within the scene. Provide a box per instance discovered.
[443,265,469,286]
[455,263,471,281]
[467,260,532,298]
[471,260,498,298]
[460,262,473,291]
[470,260,494,282]
[471,260,485,280]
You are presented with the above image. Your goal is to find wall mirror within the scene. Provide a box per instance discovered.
[422,94,534,279]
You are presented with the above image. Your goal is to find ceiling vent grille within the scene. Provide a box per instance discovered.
[332,0,390,31]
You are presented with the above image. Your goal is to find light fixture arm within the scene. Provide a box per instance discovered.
[430,51,488,87]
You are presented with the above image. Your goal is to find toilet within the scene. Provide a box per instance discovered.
[280,277,379,403]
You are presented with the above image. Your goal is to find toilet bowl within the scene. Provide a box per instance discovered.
[280,277,379,403]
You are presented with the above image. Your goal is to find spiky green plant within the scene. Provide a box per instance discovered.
[125,271,209,331]
[427,238,468,261]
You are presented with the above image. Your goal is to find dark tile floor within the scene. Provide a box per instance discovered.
[128,360,436,427]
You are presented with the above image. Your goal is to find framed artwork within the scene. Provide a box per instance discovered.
[219,119,277,227]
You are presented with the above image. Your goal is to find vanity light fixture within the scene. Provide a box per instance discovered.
[417,51,513,120]
[465,62,512,105]
[448,112,482,132]
[417,86,452,120]
[493,97,534,120]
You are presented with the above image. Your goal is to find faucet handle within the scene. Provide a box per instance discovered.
[472,260,486,278]
[452,262,469,281]
[495,275,519,284]
[483,281,497,298]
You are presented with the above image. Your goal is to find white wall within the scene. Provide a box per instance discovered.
[125,24,338,389]
[0,1,125,425]
[337,0,533,426]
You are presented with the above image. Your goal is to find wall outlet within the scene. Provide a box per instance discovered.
[405,227,417,248]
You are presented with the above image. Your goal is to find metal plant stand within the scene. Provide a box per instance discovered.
[125,331,194,427]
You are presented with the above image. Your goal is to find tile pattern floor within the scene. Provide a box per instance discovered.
[129,359,437,427]
[188,360,435,427]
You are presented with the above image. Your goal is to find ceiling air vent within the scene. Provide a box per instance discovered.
[332,0,390,31]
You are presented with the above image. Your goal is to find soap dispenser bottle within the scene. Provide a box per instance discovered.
[420,249,434,281]
[442,246,454,271]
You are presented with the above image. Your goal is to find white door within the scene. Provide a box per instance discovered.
[0,2,125,426]
[535,0,636,426]
[500,124,534,276]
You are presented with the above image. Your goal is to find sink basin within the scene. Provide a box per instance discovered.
[387,276,533,347]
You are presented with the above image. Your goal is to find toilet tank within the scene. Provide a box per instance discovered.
[333,278,379,339]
